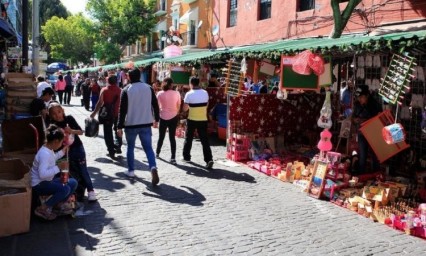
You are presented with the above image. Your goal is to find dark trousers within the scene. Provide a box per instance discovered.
[183,120,213,163]
[156,116,178,159]
[64,86,73,104]
[103,117,122,154]
[82,92,90,110]
[358,133,380,173]
[57,90,64,104]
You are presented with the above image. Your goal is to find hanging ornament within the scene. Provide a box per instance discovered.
[240,57,247,74]
[382,123,406,144]
[317,90,332,129]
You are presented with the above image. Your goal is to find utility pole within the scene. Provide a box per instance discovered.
[32,0,40,75]
[22,0,29,67]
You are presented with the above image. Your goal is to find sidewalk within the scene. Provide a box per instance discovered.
[1,95,426,256]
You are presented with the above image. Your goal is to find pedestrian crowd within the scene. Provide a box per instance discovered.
[29,67,214,220]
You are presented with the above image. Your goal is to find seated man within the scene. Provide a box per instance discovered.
[30,87,55,120]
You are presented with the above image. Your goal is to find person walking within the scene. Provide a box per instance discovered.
[64,71,73,105]
[155,78,181,164]
[91,75,122,158]
[182,77,214,169]
[90,78,101,111]
[55,75,66,105]
[117,68,160,186]
[81,78,91,111]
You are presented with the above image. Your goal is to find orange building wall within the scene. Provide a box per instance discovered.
[212,0,426,48]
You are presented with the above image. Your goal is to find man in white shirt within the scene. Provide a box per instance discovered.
[36,75,52,98]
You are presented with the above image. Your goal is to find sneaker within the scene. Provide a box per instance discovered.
[35,206,57,220]
[151,167,159,186]
[206,160,214,170]
[156,153,160,159]
[115,146,122,154]
[181,158,191,163]
[170,159,177,165]
[88,191,97,202]
[125,170,135,177]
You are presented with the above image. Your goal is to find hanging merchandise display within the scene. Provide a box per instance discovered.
[379,53,416,105]
[225,58,244,96]
[317,90,332,129]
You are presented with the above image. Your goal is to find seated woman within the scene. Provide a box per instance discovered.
[31,124,77,220]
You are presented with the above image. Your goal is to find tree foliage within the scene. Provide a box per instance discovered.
[94,41,122,64]
[330,0,362,38]
[86,0,156,51]
[42,15,95,65]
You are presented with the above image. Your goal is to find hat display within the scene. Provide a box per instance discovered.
[355,85,370,97]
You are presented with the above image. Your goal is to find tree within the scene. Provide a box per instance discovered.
[42,15,95,65]
[94,41,122,64]
[330,0,362,38]
[86,0,156,54]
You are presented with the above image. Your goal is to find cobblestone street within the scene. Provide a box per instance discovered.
[1,97,426,255]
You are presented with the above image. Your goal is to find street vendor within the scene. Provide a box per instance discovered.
[351,85,382,174]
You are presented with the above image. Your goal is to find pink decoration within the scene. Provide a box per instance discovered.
[292,50,313,75]
[292,50,325,76]
[164,45,183,58]
[317,129,332,152]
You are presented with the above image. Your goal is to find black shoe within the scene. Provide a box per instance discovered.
[107,151,116,159]
[115,146,122,154]
[151,167,159,186]
[181,158,191,163]
[156,153,160,159]
[206,161,214,169]
[170,159,177,165]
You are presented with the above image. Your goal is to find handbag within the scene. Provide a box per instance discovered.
[98,94,118,125]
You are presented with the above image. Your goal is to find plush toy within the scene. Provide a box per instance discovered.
[317,129,332,159]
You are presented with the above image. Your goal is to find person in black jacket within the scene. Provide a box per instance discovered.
[352,85,382,174]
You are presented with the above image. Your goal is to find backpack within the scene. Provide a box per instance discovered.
[85,118,99,137]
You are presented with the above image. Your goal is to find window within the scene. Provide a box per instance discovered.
[160,0,166,11]
[259,0,271,20]
[160,30,165,50]
[298,0,315,12]
[229,0,237,27]
[189,20,196,45]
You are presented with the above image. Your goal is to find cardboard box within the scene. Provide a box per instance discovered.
[0,158,31,188]
[0,187,31,237]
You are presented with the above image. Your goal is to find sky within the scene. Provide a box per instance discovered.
[60,0,88,14]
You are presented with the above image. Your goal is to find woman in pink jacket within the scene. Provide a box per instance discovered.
[55,75,66,105]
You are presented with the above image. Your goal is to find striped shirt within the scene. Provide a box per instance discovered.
[184,88,209,121]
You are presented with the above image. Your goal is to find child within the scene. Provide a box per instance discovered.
[48,102,97,202]
[31,124,77,220]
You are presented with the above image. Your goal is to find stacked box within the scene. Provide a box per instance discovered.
[0,159,31,237]
[5,73,36,119]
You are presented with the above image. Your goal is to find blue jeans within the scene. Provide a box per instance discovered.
[33,178,78,207]
[125,126,157,171]
[91,95,99,111]
[69,144,94,191]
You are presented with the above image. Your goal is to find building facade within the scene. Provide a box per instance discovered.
[121,0,212,61]
[212,0,426,48]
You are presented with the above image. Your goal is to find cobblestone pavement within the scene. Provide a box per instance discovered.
[1,96,426,256]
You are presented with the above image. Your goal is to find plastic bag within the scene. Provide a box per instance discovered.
[292,50,313,75]
[85,118,99,137]
[308,54,325,76]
